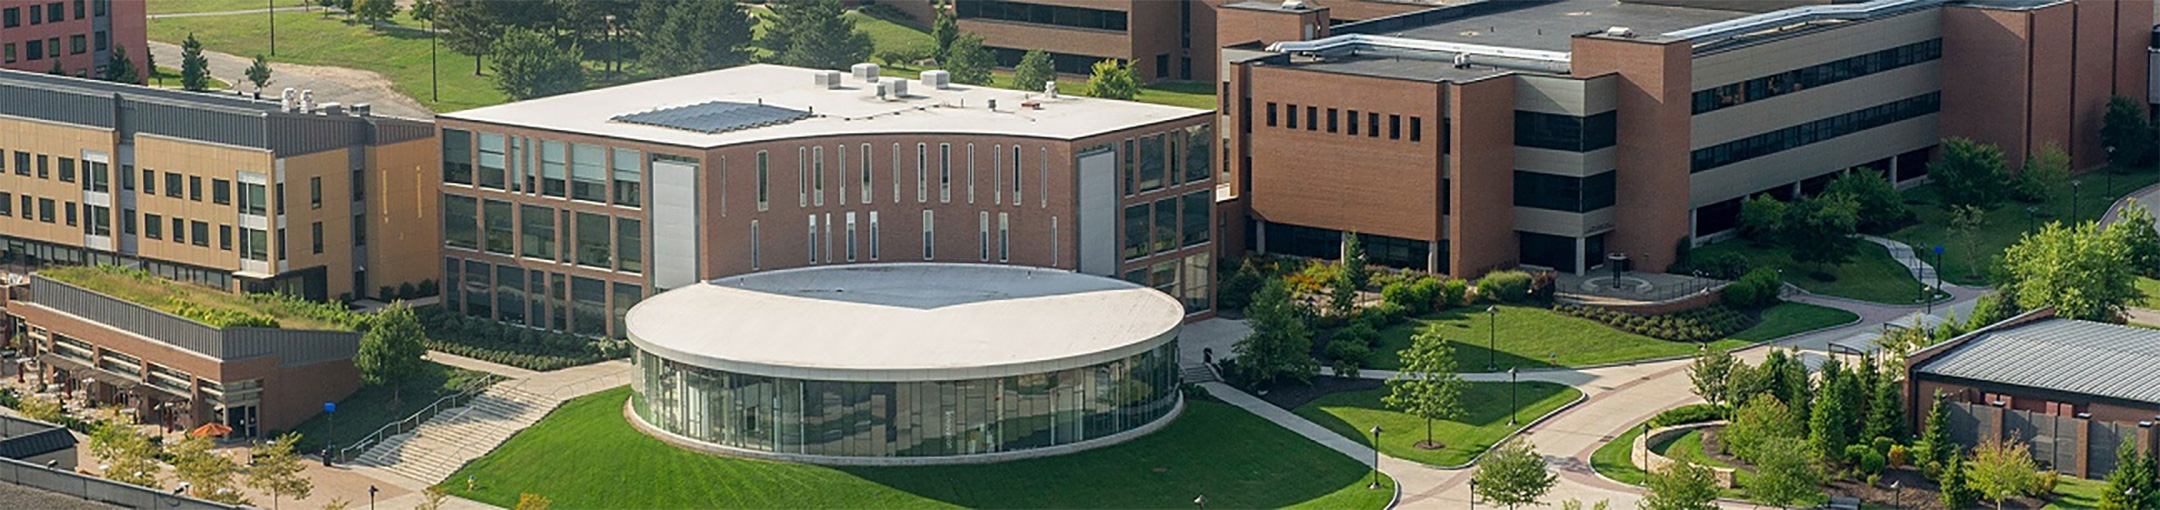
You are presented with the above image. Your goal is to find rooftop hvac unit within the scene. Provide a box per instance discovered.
[814,70,844,89]
[852,63,881,82]
[1604,26,1636,38]
[921,70,951,89]
[352,103,371,116]
[1043,81,1058,98]
[880,77,909,98]
[299,89,315,113]
[280,87,297,112]
[319,102,344,116]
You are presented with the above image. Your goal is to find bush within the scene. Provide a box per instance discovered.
[1475,270,1534,303]
[418,279,440,297]
[1440,279,1469,308]
[1529,271,1558,305]
[1724,268,1784,309]
[1364,302,1408,327]
[1649,403,1729,427]
[2036,470,2059,495]
[379,286,397,302]
[1872,437,1896,456]
[1380,282,1414,311]
[875,46,930,67]
[399,282,418,299]
[1324,338,1371,368]
[1408,277,1444,313]
[1220,261,1266,311]
[412,305,623,371]
[1887,445,1910,467]
[1674,251,1750,280]
[1334,321,1381,349]
[1861,451,1887,475]
[1845,444,1875,466]
[1554,304,1756,343]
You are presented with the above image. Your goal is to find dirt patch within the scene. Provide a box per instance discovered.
[1252,375,1382,410]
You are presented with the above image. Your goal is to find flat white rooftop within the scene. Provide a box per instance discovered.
[624,264,1184,381]
[441,64,1209,149]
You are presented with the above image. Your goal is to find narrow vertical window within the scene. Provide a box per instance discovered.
[845,212,858,262]
[915,143,928,203]
[921,210,934,260]
[859,144,873,204]
[892,143,901,203]
[938,143,951,203]
[812,146,825,207]
[998,212,1010,262]
[869,211,880,260]
[807,215,818,264]
[1051,216,1060,267]
[834,145,845,206]
[1012,146,1023,205]
[1040,147,1048,208]
[978,211,989,262]
[755,151,769,211]
[994,145,1004,205]
[750,219,760,270]
[797,147,808,208]
[966,144,976,204]
[822,213,832,263]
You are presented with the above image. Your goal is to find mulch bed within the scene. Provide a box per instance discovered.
[1252,375,1382,410]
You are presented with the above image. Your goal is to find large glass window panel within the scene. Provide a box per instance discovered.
[442,129,473,185]
[541,140,567,197]
[463,260,492,319]
[1152,197,1177,254]
[1122,205,1148,260]
[520,204,555,260]
[1183,125,1212,184]
[483,199,514,254]
[1181,191,1209,247]
[571,276,606,336]
[478,132,507,189]
[443,194,479,249]
[496,264,525,325]
[1137,133,1164,192]
[613,149,643,207]
[571,143,607,202]
[612,282,641,340]
[576,212,612,268]
[616,217,642,274]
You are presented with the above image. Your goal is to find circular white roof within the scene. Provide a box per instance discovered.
[625,264,1185,382]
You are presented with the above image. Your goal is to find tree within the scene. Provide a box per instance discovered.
[180,33,212,92]
[1010,49,1056,91]
[1750,437,1822,509]
[1232,279,1317,387]
[489,27,587,100]
[2003,220,2138,321]
[1086,59,1139,100]
[245,55,275,94]
[436,0,501,75]
[1738,194,1788,244]
[1384,327,1468,448]
[2100,441,2156,510]
[1341,233,1371,289]
[1686,348,1736,408]
[2103,96,2156,168]
[1940,456,1981,509]
[1949,204,1987,280]
[88,420,161,488]
[1824,171,1911,233]
[103,44,140,84]
[1808,359,1861,463]
[314,0,337,16]
[323,497,353,510]
[943,33,993,85]
[1471,439,1557,509]
[1863,362,1904,443]
[2113,200,2160,277]
[929,10,959,64]
[1328,271,1357,317]
[1930,137,2010,209]
[17,395,63,423]
[1640,461,1720,510]
[247,432,313,510]
[1920,390,1955,476]
[1966,439,2042,510]
[408,0,436,23]
[171,435,248,505]
[634,0,755,78]
[1785,192,1861,265]
[1723,394,1804,464]
[765,0,874,71]
[355,303,428,402]
[2012,143,2070,203]
[415,487,451,510]
[351,0,400,24]
[145,48,158,86]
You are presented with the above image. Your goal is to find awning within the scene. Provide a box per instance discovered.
[34,353,90,372]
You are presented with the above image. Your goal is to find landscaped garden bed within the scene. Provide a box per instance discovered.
[41,265,364,331]
[414,305,628,371]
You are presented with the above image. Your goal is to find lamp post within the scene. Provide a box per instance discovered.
[1468,478,1478,510]
[368,485,378,510]
[1367,425,1384,489]
[2107,145,2117,195]
[429,9,438,102]
[1485,306,1499,371]
[2072,180,2083,221]
[1193,494,1206,509]
[1892,480,1902,509]
[1507,367,1519,426]
[1927,245,1943,313]
[268,0,276,56]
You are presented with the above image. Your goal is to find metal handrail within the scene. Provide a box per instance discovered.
[333,378,494,463]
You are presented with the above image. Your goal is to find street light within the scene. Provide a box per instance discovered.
[1891,479,1902,509]
[1367,425,1384,489]
[1485,306,1499,372]
[1507,367,1519,426]
[2108,145,2118,195]
[1193,494,1206,509]
[369,485,379,510]
[1468,478,1478,510]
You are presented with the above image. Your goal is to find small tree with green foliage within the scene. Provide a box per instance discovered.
[1920,390,1955,477]
[1750,437,1822,508]
[1687,348,1736,408]
[1940,455,1981,509]
[1966,439,2042,510]
[1808,359,1861,463]
[1641,461,1720,510]
[944,33,994,85]
[245,55,274,94]
[1011,49,1056,91]
[1863,363,1904,443]
[489,28,587,100]
[247,432,313,510]
[634,0,755,78]
[1384,326,1467,449]
[437,0,500,75]
[355,303,428,403]
[930,10,960,64]
[1738,194,1788,245]
[1341,233,1370,289]
[1233,279,1317,388]
[1724,393,1804,463]
[1328,270,1356,317]
[1086,59,1139,100]
[1949,204,1987,280]
[1471,439,1557,509]
[103,44,140,84]
[1786,192,1861,266]
[17,395,63,423]
[2012,143,2070,203]
[764,0,875,71]
[2103,96,2156,167]
[171,435,248,505]
[2113,200,2160,277]
[2100,441,2156,510]
[1825,171,1911,233]
[180,33,212,92]
[1930,137,2010,209]
[351,0,399,24]
[88,420,161,488]
[2003,220,2138,322]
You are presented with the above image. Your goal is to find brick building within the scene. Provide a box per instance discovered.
[0,0,145,81]
[1214,0,2151,277]
[434,64,1216,339]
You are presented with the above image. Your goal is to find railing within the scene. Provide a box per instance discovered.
[0,455,243,510]
[333,377,495,464]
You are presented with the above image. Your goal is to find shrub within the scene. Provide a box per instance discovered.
[1365,302,1408,327]
[875,46,930,67]
[1554,305,1756,343]
[399,282,418,299]
[1324,338,1371,368]
[2036,470,2059,495]
[1408,277,1444,313]
[1529,271,1558,305]
[1649,403,1729,427]
[418,279,440,297]
[1220,261,1266,311]
[1887,445,1910,467]
[1723,268,1783,309]
[379,286,397,302]
[1675,251,1750,280]
[1440,279,1469,308]
[1475,270,1534,303]
[1846,444,1875,466]
[1380,282,1414,311]
[1334,321,1380,349]
[1872,437,1896,456]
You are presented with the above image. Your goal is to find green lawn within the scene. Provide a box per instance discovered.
[2046,476,2106,509]
[290,361,498,454]
[1889,164,2160,286]
[1591,424,1649,485]
[444,388,1392,509]
[149,11,507,112]
[41,265,353,330]
[146,0,313,15]
[1728,302,1860,342]
[1690,241,1944,305]
[1292,382,1580,467]
[2136,277,2160,309]
[1369,305,1753,372]
[149,65,232,91]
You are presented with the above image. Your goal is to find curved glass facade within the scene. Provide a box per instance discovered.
[631,339,1180,459]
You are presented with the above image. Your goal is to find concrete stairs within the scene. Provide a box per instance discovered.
[351,385,557,484]
[1181,363,1220,384]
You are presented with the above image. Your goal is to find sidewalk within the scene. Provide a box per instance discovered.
[1860,235,1944,289]
[424,350,538,379]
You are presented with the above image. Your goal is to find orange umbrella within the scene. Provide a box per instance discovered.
[188,422,233,438]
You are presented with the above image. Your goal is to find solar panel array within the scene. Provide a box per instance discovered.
[611,101,812,134]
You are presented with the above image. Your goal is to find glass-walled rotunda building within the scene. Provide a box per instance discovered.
[626,263,1184,464]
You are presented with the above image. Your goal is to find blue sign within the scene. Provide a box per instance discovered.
[324,402,336,413]
[1933,245,1944,255]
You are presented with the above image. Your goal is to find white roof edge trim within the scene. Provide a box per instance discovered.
[1663,0,1947,43]
[1266,34,1573,64]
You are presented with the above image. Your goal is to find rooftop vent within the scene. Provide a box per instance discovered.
[1452,53,1471,69]
[352,103,371,117]
[279,87,297,112]
[851,63,881,82]
[814,70,845,89]
[1043,81,1058,99]
[879,77,910,99]
[1281,0,1307,10]
[1604,26,1636,38]
[319,102,344,116]
[921,70,951,90]
[299,89,315,113]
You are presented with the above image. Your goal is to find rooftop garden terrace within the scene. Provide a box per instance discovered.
[37,265,364,331]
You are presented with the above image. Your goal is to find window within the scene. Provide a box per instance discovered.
[191,221,210,247]
[1691,92,1941,172]
[1182,191,1210,247]
[571,143,606,202]
[311,222,324,254]
[483,199,514,254]
[938,143,951,203]
[442,128,474,184]
[845,212,857,261]
[86,205,108,236]
[25,40,40,60]
[1184,125,1212,184]
[1368,112,1380,137]
[1306,106,1318,131]
[140,168,153,193]
[1137,134,1164,192]
[966,144,976,203]
[2,8,16,27]
[169,217,182,242]
[189,176,202,201]
[1515,110,1617,152]
[921,210,934,259]
[57,157,73,182]
[1692,38,1943,115]
[954,0,1128,31]
[612,149,641,207]
[1011,145,1023,204]
[68,34,83,55]
[165,172,181,198]
[978,212,989,261]
[812,146,826,206]
[1153,197,1177,253]
[119,207,130,233]
[540,140,567,197]
[71,0,80,19]
[750,219,760,270]
[353,214,365,245]
[755,150,770,211]
[858,144,872,204]
[118,164,132,190]
[64,202,77,226]
[520,204,555,260]
[576,212,611,267]
[796,147,808,207]
[94,30,105,51]
[85,161,107,192]
[869,211,882,260]
[0,192,9,217]
[1123,204,1148,260]
[1410,117,1423,142]
[616,217,641,274]
[352,168,364,201]
[443,194,479,249]
[1513,170,1617,212]
[807,215,819,264]
[236,182,266,216]
[10,152,22,176]
[998,212,1010,262]
[915,143,928,203]
[144,213,161,239]
[25,5,34,24]
[1265,102,1278,127]
[1326,108,1339,133]
[474,132,507,189]
[1287,104,1298,129]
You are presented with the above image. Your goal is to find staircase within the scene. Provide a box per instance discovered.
[1181,363,1220,384]
[351,384,558,484]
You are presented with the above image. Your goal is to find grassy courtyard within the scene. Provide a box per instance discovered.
[443,388,1393,509]
[1293,382,1580,467]
[1689,241,1943,305]
[1889,164,2160,287]
[1367,302,1850,372]
[149,10,507,112]
[288,361,498,453]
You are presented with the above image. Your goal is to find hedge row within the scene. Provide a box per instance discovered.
[1555,304,1757,343]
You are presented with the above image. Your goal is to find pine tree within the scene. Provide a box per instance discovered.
[1808,359,1859,463]
[1940,456,1980,509]
[1921,390,1955,477]
[180,33,212,91]
[103,44,140,84]
[1342,232,1370,289]
[929,10,959,64]
[2101,441,2152,510]
[764,0,874,71]
[634,0,755,78]
[488,27,587,100]
[245,55,275,94]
